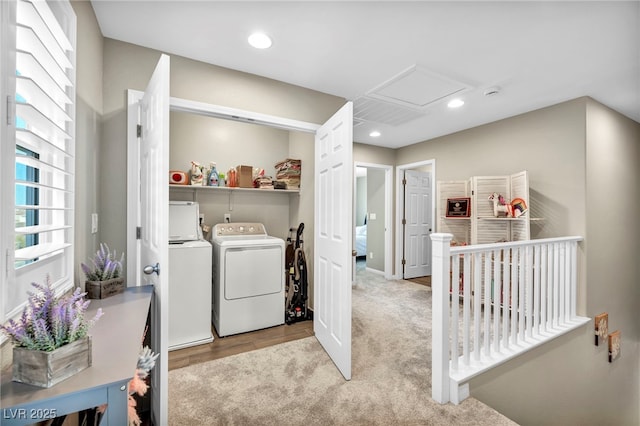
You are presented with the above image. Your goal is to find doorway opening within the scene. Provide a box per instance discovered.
[394,159,436,281]
[354,162,393,280]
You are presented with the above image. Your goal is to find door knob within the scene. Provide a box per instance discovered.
[143,263,160,276]
[352,250,357,257]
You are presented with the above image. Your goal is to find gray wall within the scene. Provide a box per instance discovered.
[71,0,103,288]
[394,97,639,425]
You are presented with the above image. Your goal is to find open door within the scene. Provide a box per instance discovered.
[314,102,353,380]
[138,54,170,425]
[403,169,432,279]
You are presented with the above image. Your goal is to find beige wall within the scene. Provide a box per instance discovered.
[393,97,639,425]
[71,0,103,288]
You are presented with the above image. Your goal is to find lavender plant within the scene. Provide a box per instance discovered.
[0,276,103,352]
[81,243,124,281]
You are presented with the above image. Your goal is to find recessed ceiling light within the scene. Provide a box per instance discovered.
[447,99,464,108]
[248,32,272,49]
[369,130,381,137]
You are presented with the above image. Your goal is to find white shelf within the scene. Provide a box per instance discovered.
[169,184,299,194]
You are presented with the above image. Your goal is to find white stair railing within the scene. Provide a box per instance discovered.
[431,233,590,404]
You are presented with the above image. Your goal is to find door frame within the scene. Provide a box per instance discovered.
[354,161,393,280]
[394,159,436,280]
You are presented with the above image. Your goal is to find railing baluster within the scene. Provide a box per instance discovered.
[463,253,471,366]
[518,246,526,341]
[502,247,511,349]
[540,244,548,333]
[451,253,460,371]
[564,242,572,324]
[553,243,560,328]
[493,249,501,353]
[533,244,541,335]
[473,251,481,361]
[525,245,533,339]
[483,252,491,356]
[510,247,519,344]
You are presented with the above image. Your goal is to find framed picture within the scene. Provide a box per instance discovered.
[446,197,471,217]
[608,330,621,362]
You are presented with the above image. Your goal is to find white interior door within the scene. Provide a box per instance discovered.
[139,54,170,425]
[314,102,353,380]
[403,170,432,279]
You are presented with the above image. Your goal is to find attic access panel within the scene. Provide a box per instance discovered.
[367,65,472,110]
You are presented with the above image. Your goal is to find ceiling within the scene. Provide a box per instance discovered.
[90,1,640,149]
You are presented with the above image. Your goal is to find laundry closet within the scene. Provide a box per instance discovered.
[167,107,314,343]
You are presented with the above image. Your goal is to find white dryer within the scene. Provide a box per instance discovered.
[211,223,285,337]
[168,201,213,351]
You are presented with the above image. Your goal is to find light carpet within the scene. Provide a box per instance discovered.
[168,266,517,425]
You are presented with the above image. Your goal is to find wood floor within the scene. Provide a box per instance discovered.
[168,320,314,371]
[407,275,431,287]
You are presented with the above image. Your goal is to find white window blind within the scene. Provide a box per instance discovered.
[2,0,76,322]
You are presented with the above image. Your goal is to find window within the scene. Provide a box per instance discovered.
[1,0,76,324]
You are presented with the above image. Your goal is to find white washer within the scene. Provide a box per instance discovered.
[168,201,213,351]
[211,223,285,337]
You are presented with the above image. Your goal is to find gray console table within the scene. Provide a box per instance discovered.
[1,285,153,425]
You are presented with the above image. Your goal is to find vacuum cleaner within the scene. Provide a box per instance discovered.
[285,223,311,324]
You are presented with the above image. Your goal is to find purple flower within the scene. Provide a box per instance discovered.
[0,275,102,351]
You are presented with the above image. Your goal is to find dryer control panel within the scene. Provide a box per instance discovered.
[214,222,267,236]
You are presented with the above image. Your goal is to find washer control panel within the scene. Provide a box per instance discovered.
[214,222,267,236]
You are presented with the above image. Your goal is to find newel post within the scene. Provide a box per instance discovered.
[430,233,452,403]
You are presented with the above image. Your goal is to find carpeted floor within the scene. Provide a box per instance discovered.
[168,267,518,425]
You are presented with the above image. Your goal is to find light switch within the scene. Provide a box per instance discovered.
[91,213,98,234]
[369,213,376,220]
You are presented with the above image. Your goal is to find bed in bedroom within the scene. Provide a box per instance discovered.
[355,224,367,257]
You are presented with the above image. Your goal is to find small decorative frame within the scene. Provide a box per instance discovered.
[446,197,471,218]
[608,330,621,362]
[594,312,608,346]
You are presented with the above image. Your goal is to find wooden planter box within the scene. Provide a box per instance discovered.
[12,336,92,388]
[86,277,125,299]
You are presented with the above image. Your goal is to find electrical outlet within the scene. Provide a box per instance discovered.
[91,213,98,234]
[369,252,374,259]
[224,213,231,223]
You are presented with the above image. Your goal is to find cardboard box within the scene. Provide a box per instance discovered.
[237,165,253,188]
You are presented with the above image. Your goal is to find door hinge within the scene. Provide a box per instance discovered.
[402,218,406,225]
[136,226,142,240]
[6,96,14,125]
[401,258,406,265]
[137,124,142,138]
[402,178,407,186]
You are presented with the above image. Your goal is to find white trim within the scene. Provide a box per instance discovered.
[170,96,320,133]
[354,161,393,280]
[126,89,143,287]
[395,159,436,279]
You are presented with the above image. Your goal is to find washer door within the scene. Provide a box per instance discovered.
[224,246,283,300]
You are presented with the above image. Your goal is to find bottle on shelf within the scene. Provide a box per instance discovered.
[208,162,219,186]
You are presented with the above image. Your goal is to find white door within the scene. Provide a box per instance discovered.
[403,170,432,279]
[139,54,170,425]
[314,102,353,380]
